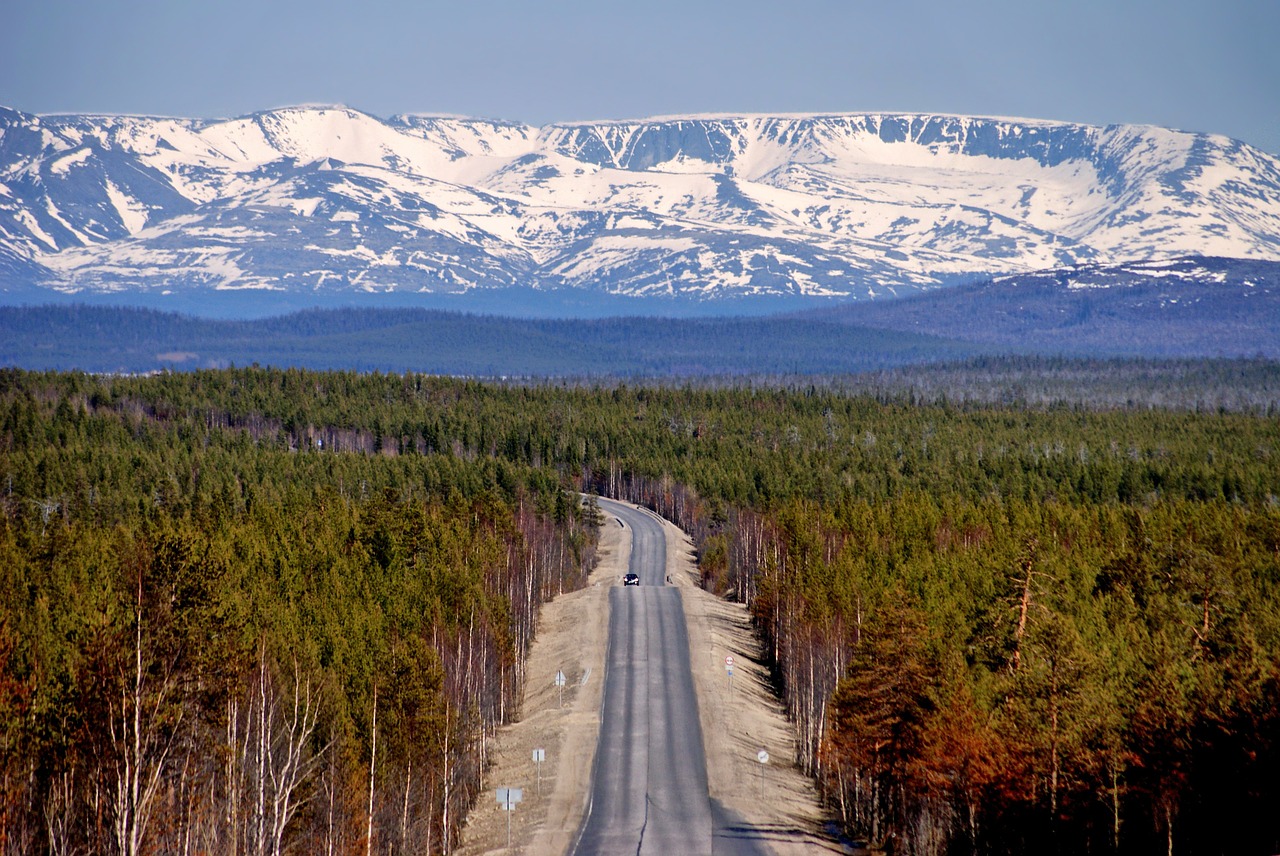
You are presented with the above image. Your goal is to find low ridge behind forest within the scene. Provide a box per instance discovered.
[2,362,1279,855]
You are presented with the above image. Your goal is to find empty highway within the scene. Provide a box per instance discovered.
[572,498,771,856]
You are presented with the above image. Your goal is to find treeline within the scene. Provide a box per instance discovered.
[4,365,1280,854]
[792,355,1280,415]
[0,369,598,855]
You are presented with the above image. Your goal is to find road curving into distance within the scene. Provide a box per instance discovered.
[572,498,772,856]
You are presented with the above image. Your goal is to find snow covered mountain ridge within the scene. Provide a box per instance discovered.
[2,104,1279,315]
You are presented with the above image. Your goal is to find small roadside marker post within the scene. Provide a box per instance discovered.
[554,670,566,708]
[496,787,523,849]
[757,749,769,800]
[532,748,545,796]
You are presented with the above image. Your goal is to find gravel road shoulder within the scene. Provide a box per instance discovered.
[458,501,844,855]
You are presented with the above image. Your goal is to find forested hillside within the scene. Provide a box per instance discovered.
[3,364,1279,855]
[0,369,598,855]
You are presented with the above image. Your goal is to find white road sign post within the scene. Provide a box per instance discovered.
[725,655,734,694]
[496,787,523,848]
[554,669,566,708]
[532,748,546,796]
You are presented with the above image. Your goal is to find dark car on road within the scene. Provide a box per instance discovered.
[623,572,640,586]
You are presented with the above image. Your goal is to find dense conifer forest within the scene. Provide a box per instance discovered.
[2,363,1279,854]
[0,369,598,854]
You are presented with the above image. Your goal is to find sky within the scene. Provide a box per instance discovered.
[3,0,1278,155]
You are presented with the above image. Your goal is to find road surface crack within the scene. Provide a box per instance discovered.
[635,793,651,856]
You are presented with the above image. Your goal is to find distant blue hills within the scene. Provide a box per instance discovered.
[2,256,1275,375]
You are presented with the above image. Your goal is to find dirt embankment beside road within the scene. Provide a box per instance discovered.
[458,501,843,855]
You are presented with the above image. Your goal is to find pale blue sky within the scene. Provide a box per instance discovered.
[3,0,1278,154]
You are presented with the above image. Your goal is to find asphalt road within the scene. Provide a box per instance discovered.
[572,498,772,856]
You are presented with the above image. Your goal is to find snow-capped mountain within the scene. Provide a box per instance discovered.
[2,105,1279,314]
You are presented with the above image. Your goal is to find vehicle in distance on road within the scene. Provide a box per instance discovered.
[623,572,640,586]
